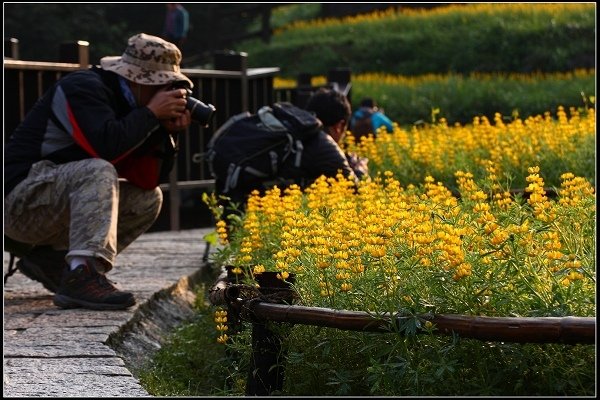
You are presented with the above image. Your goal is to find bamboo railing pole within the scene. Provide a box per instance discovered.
[208,268,230,306]
[247,302,595,344]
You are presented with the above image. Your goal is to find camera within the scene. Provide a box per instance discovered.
[170,81,216,127]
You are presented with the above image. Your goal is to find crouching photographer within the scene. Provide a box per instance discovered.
[4,33,211,311]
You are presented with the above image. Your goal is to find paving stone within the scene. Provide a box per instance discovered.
[3,339,117,358]
[4,373,150,397]
[4,356,128,372]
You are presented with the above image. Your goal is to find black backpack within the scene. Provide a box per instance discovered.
[206,102,323,198]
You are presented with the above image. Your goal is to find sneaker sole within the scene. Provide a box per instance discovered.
[53,294,136,311]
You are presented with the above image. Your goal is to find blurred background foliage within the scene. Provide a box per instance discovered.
[5,3,398,66]
[4,3,595,125]
[4,3,272,66]
[238,3,595,77]
[8,3,593,76]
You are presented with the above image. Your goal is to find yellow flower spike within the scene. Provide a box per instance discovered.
[484,222,499,235]
[490,231,508,246]
[277,271,290,280]
[253,264,266,274]
[351,262,365,273]
[570,260,582,269]
[473,203,490,213]
[217,334,229,344]
[240,255,253,263]
[420,257,432,267]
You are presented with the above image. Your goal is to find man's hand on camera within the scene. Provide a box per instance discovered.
[162,109,191,133]
[146,87,188,120]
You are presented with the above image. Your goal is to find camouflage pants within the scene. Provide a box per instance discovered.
[4,159,163,270]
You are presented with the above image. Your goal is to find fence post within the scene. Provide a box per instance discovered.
[215,51,249,112]
[59,40,90,68]
[5,38,19,59]
[245,272,296,396]
[297,73,312,88]
[295,73,313,108]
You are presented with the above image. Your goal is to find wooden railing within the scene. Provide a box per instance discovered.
[209,269,595,395]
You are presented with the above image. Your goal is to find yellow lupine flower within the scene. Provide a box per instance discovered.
[217,334,229,344]
[277,271,290,280]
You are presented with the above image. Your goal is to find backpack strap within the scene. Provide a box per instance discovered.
[223,151,279,193]
[258,106,288,132]
[292,140,304,167]
[245,164,272,178]
[224,164,239,193]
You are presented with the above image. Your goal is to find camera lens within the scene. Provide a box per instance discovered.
[170,81,216,127]
[186,97,216,128]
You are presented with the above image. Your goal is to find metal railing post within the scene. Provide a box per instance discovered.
[214,50,249,112]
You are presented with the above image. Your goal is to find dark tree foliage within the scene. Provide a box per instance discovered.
[4,3,273,67]
[4,3,130,64]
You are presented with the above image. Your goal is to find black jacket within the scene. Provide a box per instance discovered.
[4,66,175,195]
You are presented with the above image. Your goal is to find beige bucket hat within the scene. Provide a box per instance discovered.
[100,33,193,88]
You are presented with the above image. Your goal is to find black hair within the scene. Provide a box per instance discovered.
[359,97,376,108]
[305,88,351,127]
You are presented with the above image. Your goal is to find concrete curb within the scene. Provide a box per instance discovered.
[106,266,214,377]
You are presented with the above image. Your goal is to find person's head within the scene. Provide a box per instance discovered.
[359,97,376,108]
[305,88,351,143]
[100,33,192,105]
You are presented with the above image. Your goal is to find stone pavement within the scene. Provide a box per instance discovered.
[3,228,216,397]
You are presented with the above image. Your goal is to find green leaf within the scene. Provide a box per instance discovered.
[203,231,218,246]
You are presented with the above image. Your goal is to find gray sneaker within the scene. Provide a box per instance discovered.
[53,264,136,310]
